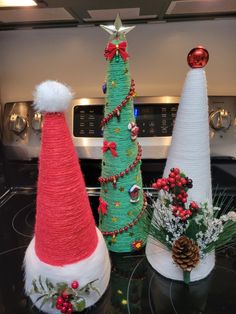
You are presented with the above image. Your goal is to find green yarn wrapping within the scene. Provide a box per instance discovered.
[99,39,147,252]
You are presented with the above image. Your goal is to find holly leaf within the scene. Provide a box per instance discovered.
[45,278,54,291]
[32,279,39,294]
[51,294,58,308]
[38,276,45,291]
[64,287,74,295]
[88,283,100,296]
[185,219,203,241]
[74,299,86,312]
[33,294,48,306]
[56,282,68,294]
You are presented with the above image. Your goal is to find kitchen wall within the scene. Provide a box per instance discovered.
[0,18,236,104]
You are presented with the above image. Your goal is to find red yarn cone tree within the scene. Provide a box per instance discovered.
[24,80,110,314]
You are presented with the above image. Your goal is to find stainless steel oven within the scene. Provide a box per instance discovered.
[2,96,236,205]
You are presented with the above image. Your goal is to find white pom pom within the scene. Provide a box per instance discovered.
[33,80,73,112]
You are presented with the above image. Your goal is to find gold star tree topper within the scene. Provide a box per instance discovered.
[100,14,135,40]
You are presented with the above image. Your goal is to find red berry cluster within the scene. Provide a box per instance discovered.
[56,281,79,314]
[56,293,73,314]
[100,79,136,127]
[152,168,199,221]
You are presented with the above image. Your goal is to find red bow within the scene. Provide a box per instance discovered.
[104,41,129,61]
[102,140,118,157]
[98,197,107,215]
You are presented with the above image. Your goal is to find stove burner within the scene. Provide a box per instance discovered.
[0,245,28,257]
[12,202,35,238]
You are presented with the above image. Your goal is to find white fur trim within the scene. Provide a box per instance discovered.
[33,80,73,113]
[24,228,111,314]
[146,238,215,282]
[164,68,212,205]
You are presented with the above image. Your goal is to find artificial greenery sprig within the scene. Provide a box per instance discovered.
[146,168,236,258]
[30,276,99,313]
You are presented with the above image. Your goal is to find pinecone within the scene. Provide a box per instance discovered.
[172,236,200,272]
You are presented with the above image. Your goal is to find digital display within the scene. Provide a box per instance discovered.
[134,107,138,118]
[73,105,104,137]
[73,104,178,137]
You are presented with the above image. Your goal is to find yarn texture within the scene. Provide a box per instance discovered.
[164,69,212,205]
[24,80,111,313]
[99,38,146,252]
[146,67,215,282]
[35,113,98,265]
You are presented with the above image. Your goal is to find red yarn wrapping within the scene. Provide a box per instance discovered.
[35,113,98,266]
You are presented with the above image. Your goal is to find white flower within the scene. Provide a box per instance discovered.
[220,215,229,222]
[213,206,221,212]
[226,211,236,222]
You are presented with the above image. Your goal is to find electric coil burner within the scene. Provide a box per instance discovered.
[1,96,236,313]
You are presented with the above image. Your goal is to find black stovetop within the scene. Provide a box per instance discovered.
[0,188,236,314]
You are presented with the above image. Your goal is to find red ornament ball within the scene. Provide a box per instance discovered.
[187,46,209,68]
[71,280,79,289]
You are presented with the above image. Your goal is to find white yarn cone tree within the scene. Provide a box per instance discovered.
[163,68,212,204]
[146,47,215,283]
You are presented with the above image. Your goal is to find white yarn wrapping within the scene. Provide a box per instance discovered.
[146,68,215,282]
[24,228,111,314]
[146,240,215,282]
[164,68,212,205]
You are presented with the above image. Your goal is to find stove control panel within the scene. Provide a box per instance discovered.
[9,113,28,135]
[32,112,43,131]
[2,96,236,160]
[209,109,231,131]
[2,101,42,160]
[73,104,178,138]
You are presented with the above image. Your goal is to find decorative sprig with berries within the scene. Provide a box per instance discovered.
[152,168,198,222]
[30,277,99,313]
[145,167,236,283]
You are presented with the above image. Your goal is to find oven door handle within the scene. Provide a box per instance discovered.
[86,187,158,197]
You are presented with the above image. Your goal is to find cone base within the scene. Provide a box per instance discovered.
[146,238,215,283]
[24,228,111,314]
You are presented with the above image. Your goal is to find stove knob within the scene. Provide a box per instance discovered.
[9,113,27,134]
[32,112,43,131]
[209,109,231,131]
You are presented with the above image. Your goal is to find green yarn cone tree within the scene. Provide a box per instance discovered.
[98,15,147,252]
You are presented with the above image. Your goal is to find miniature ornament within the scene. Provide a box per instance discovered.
[100,13,135,40]
[129,185,141,203]
[24,81,110,313]
[132,240,144,251]
[128,122,139,141]
[99,15,147,253]
[172,236,200,272]
[187,46,209,68]
[146,47,216,283]
[104,41,129,62]
[102,82,107,94]
[98,197,108,215]
[102,140,118,157]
